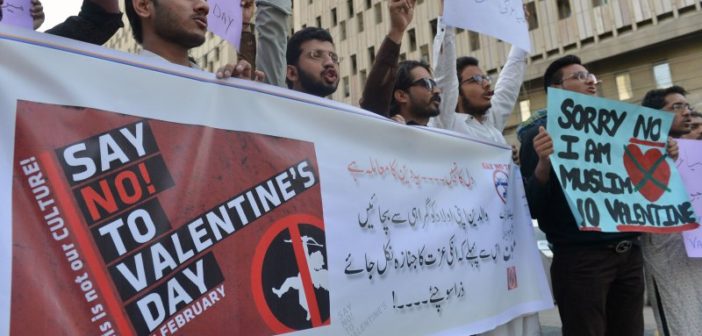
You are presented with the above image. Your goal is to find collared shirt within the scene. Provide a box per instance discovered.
[138,49,200,69]
[428,16,528,145]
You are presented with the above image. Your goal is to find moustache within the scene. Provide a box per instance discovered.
[431,94,442,103]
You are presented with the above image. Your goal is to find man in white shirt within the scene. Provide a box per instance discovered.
[428,17,526,146]
[428,2,539,336]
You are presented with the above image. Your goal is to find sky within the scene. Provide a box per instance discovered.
[39,0,82,31]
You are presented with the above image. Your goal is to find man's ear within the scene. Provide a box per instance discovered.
[133,0,153,19]
[394,89,409,104]
[286,65,298,84]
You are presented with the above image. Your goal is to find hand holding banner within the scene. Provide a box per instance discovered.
[443,0,530,52]
[546,88,698,233]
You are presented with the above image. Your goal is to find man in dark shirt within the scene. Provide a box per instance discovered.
[519,55,644,336]
[46,0,123,45]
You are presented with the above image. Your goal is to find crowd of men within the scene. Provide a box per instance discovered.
[3,0,701,335]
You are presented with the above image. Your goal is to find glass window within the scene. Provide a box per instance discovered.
[653,62,673,89]
[520,100,531,122]
[615,72,633,100]
[556,0,571,19]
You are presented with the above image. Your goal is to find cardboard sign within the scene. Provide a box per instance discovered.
[547,88,698,233]
[677,139,702,256]
[443,0,530,52]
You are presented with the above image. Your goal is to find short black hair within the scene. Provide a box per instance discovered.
[285,27,335,88]
[125,0,153,44]
[543,55,582,92]
[641,86,688,110]
[389,60,432,116]
[691,111,702,118]
[456,56,479,83]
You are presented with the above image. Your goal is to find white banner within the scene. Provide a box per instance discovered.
[0,26,552,336]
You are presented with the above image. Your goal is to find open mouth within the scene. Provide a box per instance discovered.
[323,70,338,83]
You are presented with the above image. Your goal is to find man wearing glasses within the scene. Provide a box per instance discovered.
[642,86,694,138]
[639,85,701,335]
[386,60,442,125]
[284,27,340,98]
[518,55,646,336]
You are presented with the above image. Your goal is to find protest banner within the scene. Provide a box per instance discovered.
[443,0,530,53]
[207,0,242,50]
[0,0,32,29]
[0,26,552,336]
[676,139,702,256]
[547,88,699,233]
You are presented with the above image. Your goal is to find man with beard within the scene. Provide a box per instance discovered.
[386,60,441,125]
[126,0,253,77]
[642,86,693,138]
[284,27,340,97]
[637,85,701,336]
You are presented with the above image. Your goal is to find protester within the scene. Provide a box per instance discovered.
[683,110,702,140]
[284,27,340,97]
[383,60,440,125]
[518,55,645,336]
[125,0,253,77]
[429,1,538,334]
[359,0,417,117]
[639,85,701,336]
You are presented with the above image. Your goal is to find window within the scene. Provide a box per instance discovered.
[331,8,338,26]
[343,77,350,97]
[365,0,371,9]
[557,0,571,19]
[526,2,538,30]
[430,18,438,37]
[592,0,608,6]
[360,70,368,89]
[368,46,376,65]
[351,54,357,75]
[357,12,364,32]
[420,45,430,63]
[469,31,480,51]
[308,0,312,3]
[340,21,347,40]
[520,100,532,122]
[615,72,633,100]
[316,16,322,28]
[399,53,407,62]
[214,46,220,61]
[653,62,673,89]
[374,3,382,24]
[348,0,354,17]
[408,28,417,51]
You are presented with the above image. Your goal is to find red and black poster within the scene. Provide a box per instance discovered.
[11,101,329,335]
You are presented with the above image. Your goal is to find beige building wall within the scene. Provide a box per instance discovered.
[107,1,702,146]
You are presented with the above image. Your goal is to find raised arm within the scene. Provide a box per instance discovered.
[487,45,528,132]
[429,8,459,130]
[359,0,415,117]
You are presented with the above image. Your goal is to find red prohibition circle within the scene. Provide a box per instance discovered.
[250,213,327,334]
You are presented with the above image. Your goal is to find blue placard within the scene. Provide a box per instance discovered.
[546,88,698,233]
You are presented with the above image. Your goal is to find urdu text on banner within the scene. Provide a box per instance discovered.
[0,26,552,336]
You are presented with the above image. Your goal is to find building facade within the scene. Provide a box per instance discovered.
[107,0,702,144]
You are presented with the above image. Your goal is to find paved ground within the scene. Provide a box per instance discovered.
[539,306,658,336]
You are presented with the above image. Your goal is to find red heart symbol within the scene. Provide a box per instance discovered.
[622,144,671,202]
